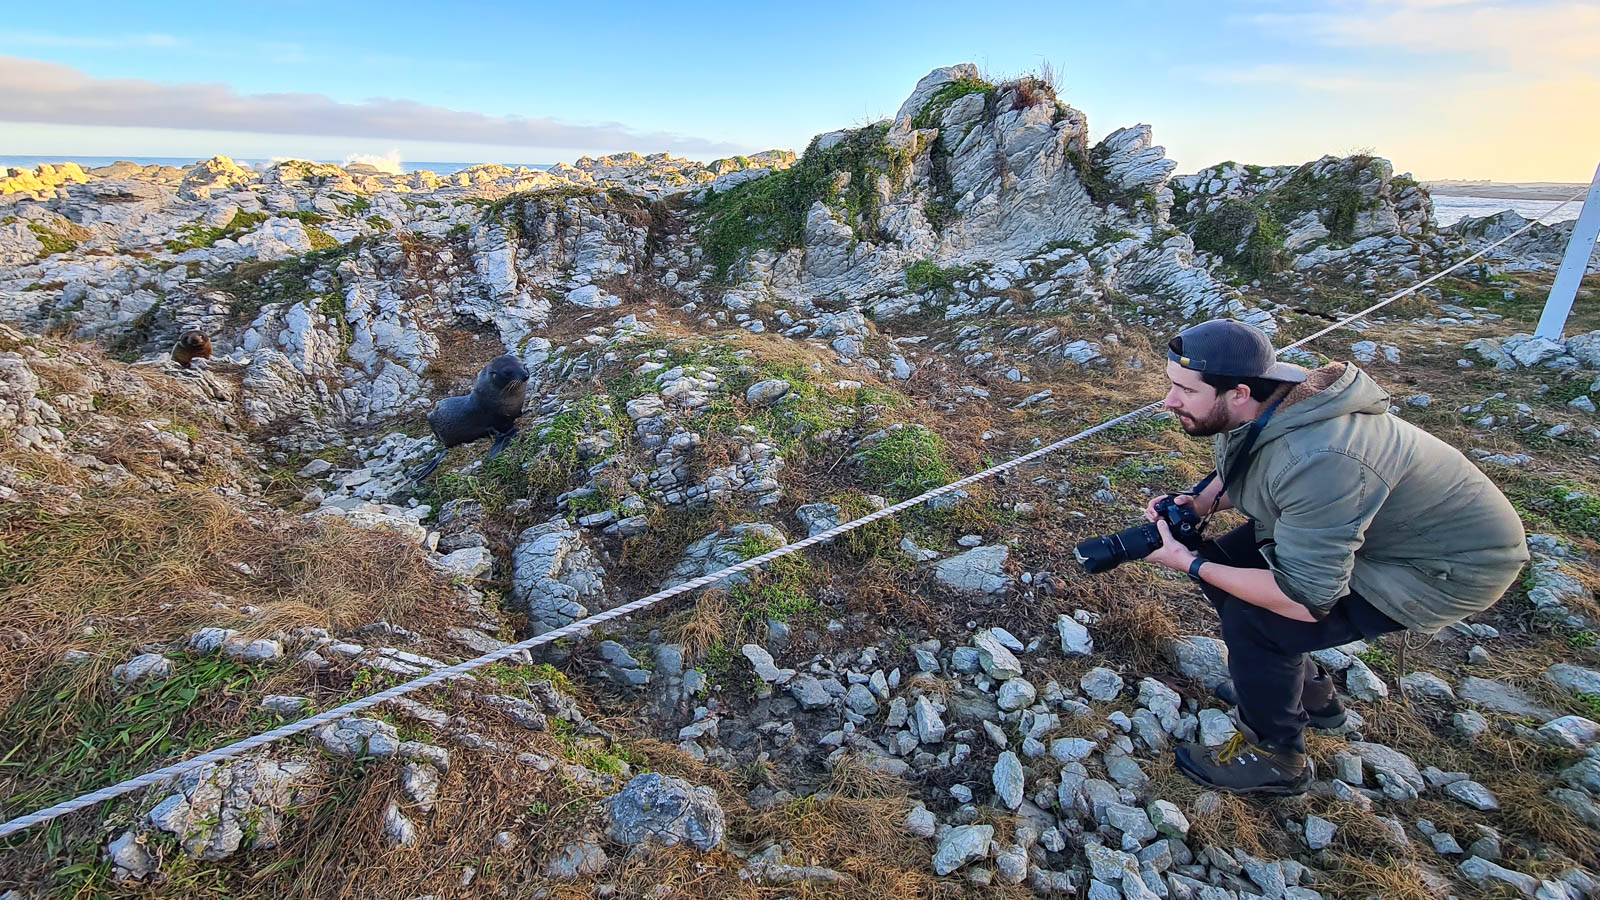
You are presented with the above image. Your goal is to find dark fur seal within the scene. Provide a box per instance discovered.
[408,354,530,481]
[172,330,213,368]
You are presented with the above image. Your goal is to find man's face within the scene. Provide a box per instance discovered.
[1164,361,1233,436]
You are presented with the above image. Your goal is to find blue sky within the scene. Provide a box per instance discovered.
[3,0,1598,180]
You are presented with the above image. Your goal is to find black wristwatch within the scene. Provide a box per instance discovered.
[1187,557,1206,582]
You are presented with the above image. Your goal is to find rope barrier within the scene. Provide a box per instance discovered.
[0,187,1587,842]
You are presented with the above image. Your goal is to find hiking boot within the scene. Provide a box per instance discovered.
[1173,729,1314,796]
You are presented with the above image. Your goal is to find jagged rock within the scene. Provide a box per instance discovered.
[1458,856,1540,898]
[993,751,1025,809]
[1398,671,1455,701]
[113,653,173,685]
[1458,676,1558,719]
[1168,636,1230,687]
[106,831,158,883]
[933,546,1013,596]
[546,838,609,878]
[1444,780,1500,811]
[1348,742,1424,793]
[932,823,993,876]
[143,753,321,861]
[906,802,937,837]
[1304,815,1337,851]
[972,629,1024,680]
[510,520,606,635]
[1547,664,1600,697]
[1081,667,1124,702]
[787,674,834,710]
[1538,715,1600,749]
[1057,614,1093,656]
[664,523,786,591]
[997,677,1036,711]
[603,773,725,852]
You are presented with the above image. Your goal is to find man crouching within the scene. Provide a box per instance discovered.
[1139,319,1527,795]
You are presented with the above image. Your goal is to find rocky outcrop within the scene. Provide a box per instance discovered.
[1449,210,1600,274]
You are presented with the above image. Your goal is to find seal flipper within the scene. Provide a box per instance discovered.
[407,449,449,483]
[486,427,518,460]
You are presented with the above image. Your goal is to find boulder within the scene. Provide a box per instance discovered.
[603,773,725,852]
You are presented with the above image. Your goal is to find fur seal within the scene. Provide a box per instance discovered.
[409,354,530,481]
[172,330,213,368]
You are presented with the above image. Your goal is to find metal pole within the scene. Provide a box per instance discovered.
[1535,162,1600,340]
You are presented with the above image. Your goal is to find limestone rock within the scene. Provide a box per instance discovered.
[603,773,725,852]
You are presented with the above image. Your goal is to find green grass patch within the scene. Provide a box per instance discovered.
[0,654,268,812]
[910,77,995,130]
[26,222,84,257]
[904,259,979,293]
[862,426,957,500]
[1190,198,1285,278]
[208,238,365,323]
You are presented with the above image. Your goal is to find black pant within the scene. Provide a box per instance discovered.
[1198,524,1404,753]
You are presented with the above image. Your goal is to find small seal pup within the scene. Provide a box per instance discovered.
[172,330,213,368]
[408,354,530,481]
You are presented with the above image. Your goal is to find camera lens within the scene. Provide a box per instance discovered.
[1073,522,1164,573]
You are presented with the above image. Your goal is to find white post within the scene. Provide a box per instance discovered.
[1535,162,1600,340]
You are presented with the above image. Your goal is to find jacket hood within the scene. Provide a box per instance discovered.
[1229,363,1391,446]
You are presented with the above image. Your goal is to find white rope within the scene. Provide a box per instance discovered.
[0,188,1585,842]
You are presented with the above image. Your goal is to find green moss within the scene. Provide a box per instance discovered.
[484,185,605,238]
[27,222,83,257]
[1190,199,1284,278]
[304,225,339,251]
[365,215,392,232]
[862,426,957,499]
[208,238,365,323]
[910,77,995,130]
[904,259,979,294]
[697,123,917,283]
[335,195,372,217]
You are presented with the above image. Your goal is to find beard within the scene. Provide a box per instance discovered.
[1176,399,1231,437]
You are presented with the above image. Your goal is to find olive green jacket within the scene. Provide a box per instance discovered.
[1214,363,1528,632]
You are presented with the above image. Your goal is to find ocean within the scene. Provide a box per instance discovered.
[1429,195,1585,228]
[0,155,551,177]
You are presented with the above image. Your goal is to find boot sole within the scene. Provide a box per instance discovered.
[1173,755,1315,797]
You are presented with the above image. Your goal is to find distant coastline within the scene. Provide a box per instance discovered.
[0,155,552,177]
[1424,180,1589,201]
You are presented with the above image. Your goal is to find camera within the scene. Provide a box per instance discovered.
[1073,496,1205,574]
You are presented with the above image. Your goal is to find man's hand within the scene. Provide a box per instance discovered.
[1145,492,1202,523]
[1143,518,1199,573]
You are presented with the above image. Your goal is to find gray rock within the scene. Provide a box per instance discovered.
[1443,779,1500,811]
[973,629,1024,680]
[113,653,173,684]
[794,502,843,537]
[913,695,947,743]
[1399,671,1455,701]
[1147,800,1190,838]
[1081,667,1124,702]
[1458,856,1540,898]
[934,546,1013,596]
[1454,710,1490,740]
[382,803,417,848]
[546,839,608,878]
[1051,737,1096,762]
[845,683,880,716]
[1057,614,1094,655]
[1348,742,1424,792]
[1168,636,1229,687]
[1107,803,1157,845]
[1304,815,1337,850]
[1104,754,1149,789]
[741,644,787,683]
[1538,715,1600,749]
[512,520,607,635]
[993,751,1025,809]
[787,674,833,710]
[745,379,791,406]
[1549,788,1600,828]
[1547,664,1600,697]
[905,802,937,837]
[932,824,993,875]
[1345,659,1388,701]
[1458,676,1558,719]
[997,677,1037,711]
[106,830,157,883]
[603,772,725,851]
[1198,708,1237,746]
[259,695,309,715]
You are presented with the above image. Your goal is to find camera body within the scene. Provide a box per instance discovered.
[1073,495,1205,574]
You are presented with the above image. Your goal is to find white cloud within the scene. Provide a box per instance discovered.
[1254,1,1600,75]
[0,56,742,156]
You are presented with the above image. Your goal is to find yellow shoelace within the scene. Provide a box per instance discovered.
[1215,732,1254,764]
